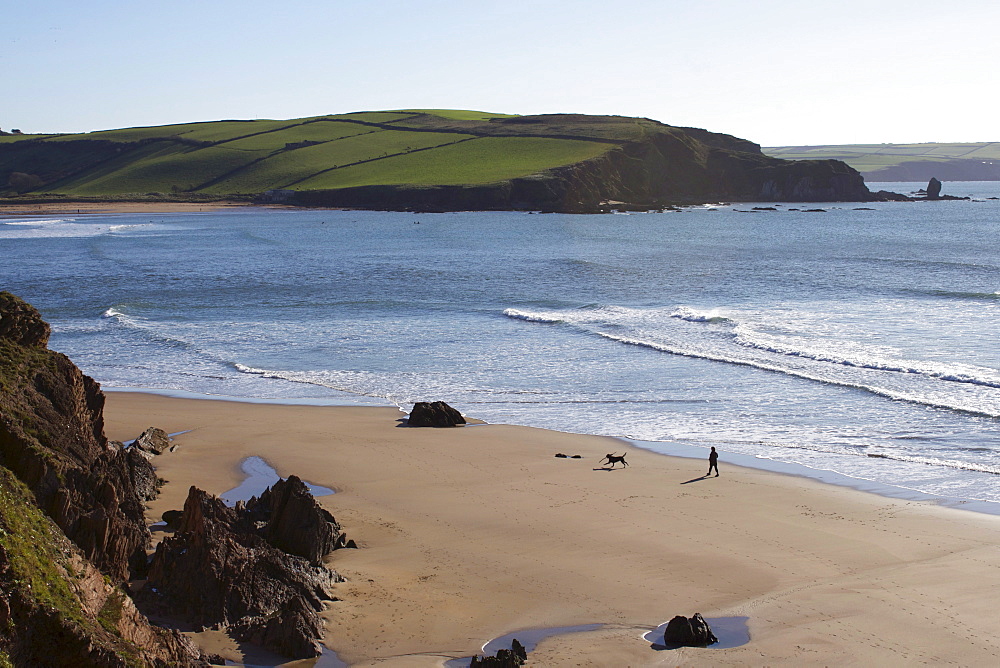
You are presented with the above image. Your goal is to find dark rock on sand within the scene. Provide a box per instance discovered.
[132,426,171,456]
[663,612,719,647]
[145,482,345,658]
[555,453,568,458]
[470,638,528,667]
[408,401,466,427]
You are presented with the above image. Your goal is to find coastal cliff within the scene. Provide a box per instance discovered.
[0,292,204,665]
[1,110,877,211]
[0,292,351,663]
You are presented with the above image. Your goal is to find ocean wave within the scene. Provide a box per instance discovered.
[864,451,1000,475]
[670,306,734,324]
[502,308,564,324]
[733,325,1000,390]
[505,303,1000,418]
[2,218,76,226]
[925,289,1000,301]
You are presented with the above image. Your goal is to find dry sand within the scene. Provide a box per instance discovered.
[104,392,1000,667]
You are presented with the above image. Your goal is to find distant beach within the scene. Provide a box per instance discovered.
[0,201,253,216]
[106,392,1000,666]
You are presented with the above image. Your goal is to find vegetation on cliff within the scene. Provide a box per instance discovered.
[0,110,876,210]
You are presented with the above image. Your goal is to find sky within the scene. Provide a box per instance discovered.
[3,0,998,146]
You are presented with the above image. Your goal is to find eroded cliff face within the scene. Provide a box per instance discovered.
[0,292,204,665]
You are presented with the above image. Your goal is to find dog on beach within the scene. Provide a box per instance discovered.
[600,452,628,468]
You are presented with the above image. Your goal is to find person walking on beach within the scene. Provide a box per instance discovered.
[707,447,719,477]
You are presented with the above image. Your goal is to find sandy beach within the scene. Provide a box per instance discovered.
[104,392,1000,667]
[0,201,254,216]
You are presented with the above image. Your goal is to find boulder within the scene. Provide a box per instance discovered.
[663,612,718,647]
[926,177,942,199]
[408,401,466,427]
[132,427,171,456]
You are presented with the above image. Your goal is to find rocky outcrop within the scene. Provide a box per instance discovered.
[662,612,718,647]
[408,401,467,427]
[144,482,345,658]
[0,292,156,581]
[246,474,345,565]
[0,292,205,664]
[0,291,51,347]
[470,639,527,667]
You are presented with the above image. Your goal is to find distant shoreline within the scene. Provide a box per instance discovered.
[0,200,260,215]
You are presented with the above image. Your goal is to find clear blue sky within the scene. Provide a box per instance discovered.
[4,0,997,146]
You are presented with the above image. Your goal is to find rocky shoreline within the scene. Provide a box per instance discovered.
[0,292,349,664]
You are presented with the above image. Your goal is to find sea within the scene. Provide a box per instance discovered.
[3,181,1000,511]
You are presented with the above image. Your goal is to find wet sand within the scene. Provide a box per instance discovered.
[105,392,1000,666]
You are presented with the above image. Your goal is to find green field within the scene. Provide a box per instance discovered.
[292,136,611,190]
[201,130,476,194]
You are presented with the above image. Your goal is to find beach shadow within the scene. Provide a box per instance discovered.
[680,476,710,484]
[593,466,627,471]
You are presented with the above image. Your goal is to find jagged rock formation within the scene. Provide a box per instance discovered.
[0,291,204,664]
[470,638,527,667]
[408,401,466,427]
[662,612,719,647]
[144,479,346,658]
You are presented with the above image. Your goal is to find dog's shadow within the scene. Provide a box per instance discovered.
[593,466,627,471]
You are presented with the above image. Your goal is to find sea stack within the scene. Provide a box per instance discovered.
[926,177,942,199]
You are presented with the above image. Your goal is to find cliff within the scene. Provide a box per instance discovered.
[1,110,878,210]
[0,292,205,665]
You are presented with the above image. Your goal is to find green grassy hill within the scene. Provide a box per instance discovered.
[0,110,877,210]
[0,110,624,198]
[764,143,1000,181]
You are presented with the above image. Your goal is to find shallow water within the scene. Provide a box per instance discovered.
[4,181,1000,507]
[219,456,335,506]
